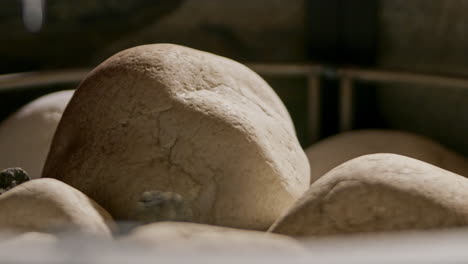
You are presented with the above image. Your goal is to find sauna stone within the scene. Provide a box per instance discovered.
[306,130,468,183]
[270,153,468,237]
[0,90,74,179]
[43,44,310,230]
[0,178,115,237]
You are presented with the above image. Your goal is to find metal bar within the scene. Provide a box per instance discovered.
[339,77,353,131]
[0,65,321,91]
[247,64,323,76]
[250,64,468,89]
[0,70,89,91]
[307,74,321,144]
[3,65,468,90]
[339,68,468,89]
[3,64,468,139]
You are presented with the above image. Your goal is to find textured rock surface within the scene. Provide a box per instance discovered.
[0,178,114,237]
[43,44,310,230]
[270,154,468,237]
[124,222,304,252]
[305,130,468,183]
[0,90,74,179]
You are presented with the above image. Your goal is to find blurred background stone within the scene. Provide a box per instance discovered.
[0,0,305,74]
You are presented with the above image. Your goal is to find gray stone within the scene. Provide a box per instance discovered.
[0,168,30,195]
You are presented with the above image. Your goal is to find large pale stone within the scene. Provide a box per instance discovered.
[123,222,304,252]
[270,154,468,237]
[0,90,74,179]
[0,178,114,237]
[306,130,468,183]
[43,44,310,230]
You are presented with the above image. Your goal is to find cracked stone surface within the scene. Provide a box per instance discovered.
[0,178,115,237]
[269,153,468,237]
[123,222,304,252]
[0,90,74,179]
[43,44,310,230]
[305,130,468,184]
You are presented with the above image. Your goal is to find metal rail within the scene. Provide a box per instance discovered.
[2,64,468,144]
[0,70,88,92]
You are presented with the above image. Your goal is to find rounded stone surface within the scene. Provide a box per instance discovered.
[124,221,304,252]
[270,153,468,237]
[43,44,310,230]
[0,178,115,237]
[306,130,468,184]
[0,90,74,179]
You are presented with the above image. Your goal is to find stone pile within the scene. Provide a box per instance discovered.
[0,44,466,259]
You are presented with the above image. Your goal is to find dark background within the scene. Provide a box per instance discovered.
[1,0,467,155]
